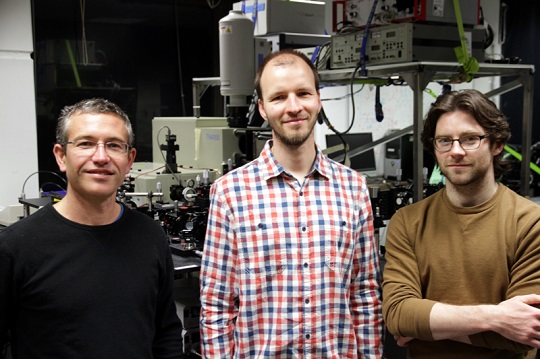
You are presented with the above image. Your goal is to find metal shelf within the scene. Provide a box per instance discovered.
[319,61,535,200]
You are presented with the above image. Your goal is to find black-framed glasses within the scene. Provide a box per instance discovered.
[65,139,131,155]
[432,134,490,152]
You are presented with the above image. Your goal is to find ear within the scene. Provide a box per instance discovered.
[53,144,67,173]
[257,99,268,122]
[492,141,505,156]
[125,147,137,174]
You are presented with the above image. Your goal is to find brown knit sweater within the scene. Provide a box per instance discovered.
[383,184,540,358]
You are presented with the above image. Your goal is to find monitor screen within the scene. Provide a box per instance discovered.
[325,133,377,172]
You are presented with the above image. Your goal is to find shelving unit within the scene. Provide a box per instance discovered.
[318,62,535,201]
[192,62,535,201]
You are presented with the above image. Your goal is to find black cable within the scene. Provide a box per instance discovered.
[335,21,355,33]
[480,6,494,49]
[337,26,363,35]
[313,42,331,70]
[357,0,379,76]
[337,0,379,136]
[346,68,360,134]
[321,85,365,101]
[174,0,187,116]
[156,126,182,183]
[320,1,382,164]
[20,171,67,199]
[375,85,384,122]
[484,23,494,49]
[499,2,507,45]
[320,107,349,166]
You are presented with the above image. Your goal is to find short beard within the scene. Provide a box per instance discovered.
[271,121,315,148]
[277,132,311,147]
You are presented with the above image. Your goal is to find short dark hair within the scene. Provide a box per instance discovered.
[56,98,134,146]
[254,49,320,100]
[421,89,512,178]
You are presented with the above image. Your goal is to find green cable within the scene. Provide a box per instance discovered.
[504,145,540,176]
[452,0,479,82]
[65,39,82,88]
[424,88,438,98]
[453,0,469,63]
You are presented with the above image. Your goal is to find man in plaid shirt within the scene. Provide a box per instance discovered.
[199,49,383,358]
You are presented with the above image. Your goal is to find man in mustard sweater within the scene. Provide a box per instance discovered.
[383,89,540,358]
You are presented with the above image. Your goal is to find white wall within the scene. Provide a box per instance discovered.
[0,0,39,209]
[317,0,502,177]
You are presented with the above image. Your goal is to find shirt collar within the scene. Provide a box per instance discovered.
[259,140,332,181]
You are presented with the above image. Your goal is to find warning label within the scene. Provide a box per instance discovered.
[219,26,233,35]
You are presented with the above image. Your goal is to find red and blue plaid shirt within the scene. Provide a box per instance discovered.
[200,140,383,358]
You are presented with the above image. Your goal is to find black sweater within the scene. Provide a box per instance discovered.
[0,203,183,358]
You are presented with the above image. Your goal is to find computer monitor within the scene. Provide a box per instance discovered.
[325,133,377,172]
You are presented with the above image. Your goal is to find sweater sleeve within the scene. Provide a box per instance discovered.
[382,208,436,340]
[469,198,540,352]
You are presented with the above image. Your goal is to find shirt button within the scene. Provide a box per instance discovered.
[306,334,311,339]
[303,262,308,268]
[305,298,310,304]
[302,227,306,232]
[300,191,304,196]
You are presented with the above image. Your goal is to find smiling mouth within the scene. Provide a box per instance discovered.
[284,117,307,125]
[87,170,114,176]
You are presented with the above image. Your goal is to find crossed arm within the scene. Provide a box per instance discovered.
[382,201,540,352]
[394,295,540,349]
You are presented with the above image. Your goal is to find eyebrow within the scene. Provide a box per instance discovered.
[71,134,128,143]
[434,131,484,137]
[266,86,316,97]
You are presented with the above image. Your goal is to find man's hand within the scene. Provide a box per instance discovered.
[428,294,540,347]
[491,294,540,347]
[394,335,414,347]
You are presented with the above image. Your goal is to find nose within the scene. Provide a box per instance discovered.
[285,94,302,114]
[449,139,466,156]
[92,143,111,163]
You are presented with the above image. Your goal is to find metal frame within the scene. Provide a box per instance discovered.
[192,77,222,118]
[319,62,535,201]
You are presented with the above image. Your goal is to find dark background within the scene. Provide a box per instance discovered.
[500,1,540,147]
[31,1,540,188]
[32,0,235,177]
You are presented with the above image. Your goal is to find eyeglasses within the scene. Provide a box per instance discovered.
[432,134,490,152]
[65,139,131,155]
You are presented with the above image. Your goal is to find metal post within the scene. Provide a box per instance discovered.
[520,69,534,196]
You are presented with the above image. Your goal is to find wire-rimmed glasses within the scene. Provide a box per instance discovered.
[65,139,131,156]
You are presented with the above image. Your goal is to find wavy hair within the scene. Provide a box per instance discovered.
[421,89,512,178]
